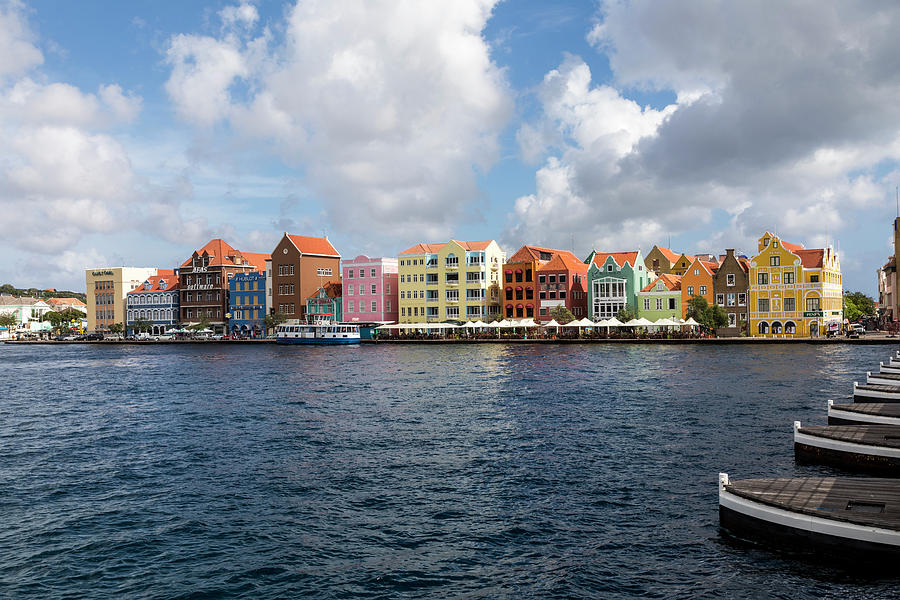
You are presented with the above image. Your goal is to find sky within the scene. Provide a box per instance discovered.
[1,0,898,295]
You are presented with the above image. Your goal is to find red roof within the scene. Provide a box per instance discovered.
[181,239,271,270]
[286,234,340,257]
[539,250,588,273]
[591,251,640,268]
[642,273,682,292]
[796,249,824,268]
[46,297,86,308]
[655,247,682,264]
[127,269,180,294]
[399,240,494,255]
[781,239,804,252]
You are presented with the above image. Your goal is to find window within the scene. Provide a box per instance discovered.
[289,265,294,276]
[728,313,736,327]
[757,273,769,285]
[656,298,663,310]
[699,285,707,296]
[644,298,651,310]
[446,290,459,301]
[559,275,566,283]
[758,298,769,312]
[727,293,735,306]
[386,300,391,311]
[348,300,354,312]
[371,268,376,277]
[716,294,725,305]
[694,269,700,276]
[317,268,332,277]
[770,256,780,266]
[371,284,377,295]
[538,274,545,284]
[784,297,795,312]
[505,272,513,283]
[687,286,694,296]
[738,293,746,306]
[810,275,819,283]
[348,269,354,278]
[784,271,794,284]
[371,301,377,312]
[668,298,676,310]
[607,265,613,272]
[806,296,821,311]
[758,321,769,334]
[726,273,735,286]
[445,254,459,267]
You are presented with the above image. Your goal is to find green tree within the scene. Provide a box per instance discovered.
[190,318,211,332]
[131,317,153,333]
[843,291,875,322]
[108,323,124,335]
[686,294,728,333]
[549,305,576,324]
[0,313,17,332]
[263,312,287,335]
[616,307,636,322]
[43,311,66,333]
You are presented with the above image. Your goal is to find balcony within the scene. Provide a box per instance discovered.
[445,297,459,304]
[445,279,459,286]
[444,262,459,270]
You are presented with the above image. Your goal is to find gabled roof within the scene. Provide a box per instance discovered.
[654,246,683,264]
[0,296,49,307]
[796,249,824,269]
[701,259,719,273]
[286,234,340,257]
[738,258,751,273]
[46,297,86,308]
[507,245,560,263]
[181,239,270,271]
[539,250,588,273]
[308,281,342,300]
[127,269,180,294]
[399,240,494,255]
[781,240,804,253]
[642,273,682,292]
[590,251,640,268]
[240,252,271,273]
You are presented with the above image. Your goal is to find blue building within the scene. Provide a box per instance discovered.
[126,269,181,336]
[229,272,266,337]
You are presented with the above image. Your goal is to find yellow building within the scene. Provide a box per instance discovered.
[398,240,505,323]
[85,266,158,332]
[748,232,842,338]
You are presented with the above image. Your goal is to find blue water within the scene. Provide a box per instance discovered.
[0,342,898,598]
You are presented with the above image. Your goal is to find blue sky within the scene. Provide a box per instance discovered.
[2,0,898,295]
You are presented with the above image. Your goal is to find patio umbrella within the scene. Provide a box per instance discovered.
[572,318,595,327]
[684,317,700,326]
[653,318,680,327]
[624,318,641,326]
[635,318,655,327]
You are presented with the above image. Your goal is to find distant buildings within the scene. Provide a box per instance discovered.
[877,218,900,323]
[712,249,750,336]
[306,282,342,321]
[638,274,682,321]
[0,296,52,334]
[398,240,504,323]
[85,267,158,332]
[126,270,180,336]
[342,255,398,323]
[271,234,341,323]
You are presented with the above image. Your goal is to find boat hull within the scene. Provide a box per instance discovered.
[794,422,900,475]
[854,383,900,403]
[276,337,359,345]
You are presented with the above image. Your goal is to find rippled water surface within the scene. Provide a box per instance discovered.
[1,342,899,598]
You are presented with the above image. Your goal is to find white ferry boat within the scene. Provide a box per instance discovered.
[275,313,360,345]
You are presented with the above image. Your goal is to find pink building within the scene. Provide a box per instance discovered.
[342,255,399,323]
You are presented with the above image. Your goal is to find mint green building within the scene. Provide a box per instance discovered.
[585,250,652,320]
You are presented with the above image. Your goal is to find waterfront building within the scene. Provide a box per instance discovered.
[877,217,900,323]
[748,232,843,337]
[265,258,273,322]
[179,239,269,335]
[85,267,158,332]
[342,255,398,323]
[637,274,682,321]
[126,270,180,336]
[670,253,696,276]
[0,296,52,335]
[45,297,87,314]
[680,256,719,317]
[228,271,266,337]
[398,240,504,323]
[712,249,750,336]
[644,246,683,276]
[306,282,342,321]
[585,250,651,319]
[501,246,587,320]
[270,234,341,323]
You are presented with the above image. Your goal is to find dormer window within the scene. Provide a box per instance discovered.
[773,240,778,248]
[143,281,152,290]
[763,237,770,246]
[607,265,613,272]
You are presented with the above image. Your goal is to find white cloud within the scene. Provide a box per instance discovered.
[0,0,42,79]
[163,0,511,243]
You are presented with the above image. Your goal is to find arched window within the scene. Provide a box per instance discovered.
[771,321,782,334]
[758,321,769,335]
[785,321,796,334]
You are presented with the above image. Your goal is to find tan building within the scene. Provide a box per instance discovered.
[270,234,341,322]
[85,267,158,332]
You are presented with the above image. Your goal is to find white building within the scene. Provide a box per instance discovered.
[0,296,53,335]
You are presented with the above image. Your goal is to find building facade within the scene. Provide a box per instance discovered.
[502,245,587,321]
[0,296,52,335]
[398,240,504,323]
[179,239,269,334]
[637,274,683,321]
[680,257,719,317]
[748,232,843,338]
[85,267,158,332]
[712,249,749,336]
[306,282,343,321]
[644,246,683,276]
[126,270,180,336]
[270,234,341,323]
[342,255,399,323]
[585,250,651,320]
[228,272,266,337]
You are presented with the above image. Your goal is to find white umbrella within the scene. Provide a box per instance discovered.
[515,318,538,327]
[624,318,641,326]
[653,318,680,327]
[462,321,477,328]
[684,317,700,326]
[543,319,560,327]
[593,318,609,326]
[635,317,654,326]
[604,316,624,328]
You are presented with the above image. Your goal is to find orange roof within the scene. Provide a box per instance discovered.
[127,269,180,294]
[655,246,682,264]
[181,239,271,269]
[591,251,640,268]
[286,234,340,257]
[507,244,559,263]
[399,240,494,255]
[701,259,719,273]
[796,249,824,268]
[46,297,86,307]
[781,239,804,252]
[538,250,588,273]
[642,273,682,292]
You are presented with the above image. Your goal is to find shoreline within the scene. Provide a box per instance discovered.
[3,337,898,346]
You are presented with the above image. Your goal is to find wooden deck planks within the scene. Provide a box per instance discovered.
[726,477,900,530]
[798,424,900,448]
[831,403,900,417]
[856,384,900,393]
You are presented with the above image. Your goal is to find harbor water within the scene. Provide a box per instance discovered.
[1,342,898,598]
